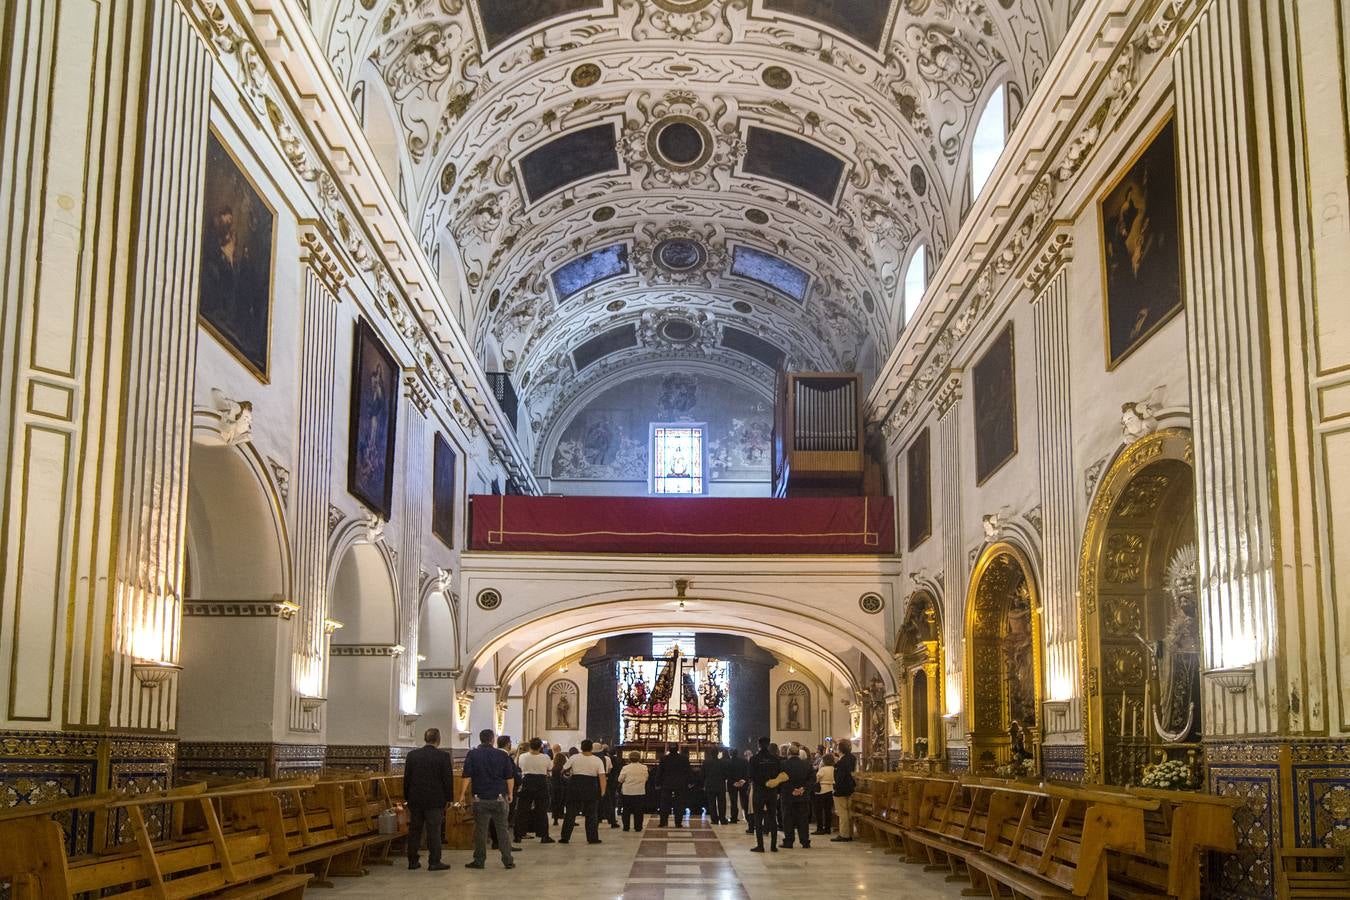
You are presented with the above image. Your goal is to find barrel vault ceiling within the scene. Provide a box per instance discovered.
[314,0,1064,452]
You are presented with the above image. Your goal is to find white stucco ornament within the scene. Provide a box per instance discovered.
[211,388,253,445]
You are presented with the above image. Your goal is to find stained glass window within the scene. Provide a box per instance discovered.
[650,423,707,495]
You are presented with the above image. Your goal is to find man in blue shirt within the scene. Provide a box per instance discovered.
[458,728,517,869]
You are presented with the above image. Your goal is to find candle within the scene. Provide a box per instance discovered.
[1143,680,1150,738]
[1120,691,1127,737]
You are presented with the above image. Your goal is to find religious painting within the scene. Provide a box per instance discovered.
[972,324,1017,485]
[347,318,399,518]
[741,127,847,205]
[198,129,274,381]
[518,123,620,203]
[777,681,811,732]
[432,434,456,548]
[546,679,579,731]
[1100,118,1183,369]
[906,427,931,551]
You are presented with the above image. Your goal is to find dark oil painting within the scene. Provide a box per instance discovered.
[972,324,1017,485]
[347,318,399,519]
[199,129,273,380]
[907,427,931,551]
[1100,119,1182,368]
[432,433,456,548]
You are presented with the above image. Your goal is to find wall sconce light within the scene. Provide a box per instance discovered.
[559,662,569,674]
[677,599,687,612]
[1205,666,1255,695]
[299,696,326,713]
[323,618,344,634]
[132,660,182,689]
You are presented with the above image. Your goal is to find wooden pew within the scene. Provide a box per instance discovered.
[1276,847,1350,899]
[0,789,311,899]
[1102,786,1241,900]
[964,781,1153,900]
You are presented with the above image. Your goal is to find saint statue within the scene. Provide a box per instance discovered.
[555,693,572,730]
[1009,720,1032,764]
[786,695,802,730]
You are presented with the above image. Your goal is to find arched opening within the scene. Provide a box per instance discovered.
[414,588,459,740]
[963,543,1043,774]
[1080,428,1200,786]
[325,540,401,756]
[970,82,1007,200]
[896,590,942,763]
[356,70,402,196]
[901,243,927,327]
[177,437,291,771]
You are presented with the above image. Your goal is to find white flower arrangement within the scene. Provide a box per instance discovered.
[1140,758,1192,790]
[994,758,1037,779]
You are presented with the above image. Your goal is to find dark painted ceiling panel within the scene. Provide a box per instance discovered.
[552,243,631,299]
[763,0,893,50]
[519,123,620,203]
[729,245,811,302]
[572,323,639,370]
[721,327,787,371]
[476,0,605,50]
[741,127,847,204]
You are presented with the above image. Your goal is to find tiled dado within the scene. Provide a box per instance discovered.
[1042,743,1087,782]
[0,730,176,853]
[177,741,325,782]
[1205,737,1350,900]
[324,744,410,773]
[946,745,970,773]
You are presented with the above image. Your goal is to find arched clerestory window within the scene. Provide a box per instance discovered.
[970,83,1007,200]
[901,243,927,327]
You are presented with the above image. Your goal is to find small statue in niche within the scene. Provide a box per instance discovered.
[786,696,802,730]
[1008,720,1033,764]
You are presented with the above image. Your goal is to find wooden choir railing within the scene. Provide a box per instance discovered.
[851,772,1240,900]
[0,773,406,899]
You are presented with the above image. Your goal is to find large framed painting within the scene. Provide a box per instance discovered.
[432,433,456,548]
[347,318,399,518]
[1100,118,1182,369]
[972,323,1017,485]
[906,427,931,551]
[198,128,274,381]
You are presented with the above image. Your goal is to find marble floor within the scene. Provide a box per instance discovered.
[324,815,969,899]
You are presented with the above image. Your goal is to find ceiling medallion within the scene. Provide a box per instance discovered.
[733,300,753,314]
[606,299,627,312]
[655,238,707,273]
[439,162,456,194]
[910,164,928,197]
[859,592,885,615]
[592,205,616,222]
[761,66,793,90]
[488,289,501,312]
[659,318,698,343]
[862,291,875,313]
[476,588,502,611]
[570,63,602,88]
[648,116,714,171]
[744,208,770,225]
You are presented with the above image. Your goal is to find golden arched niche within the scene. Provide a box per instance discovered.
[895,591,943,761]
[963,542,1045,773]
[1079,428,1199,785]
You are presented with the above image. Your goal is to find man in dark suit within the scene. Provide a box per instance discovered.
[779,748,816,849]
[403,727,455,871]
[656,743,691,828]
[750,737,783,853]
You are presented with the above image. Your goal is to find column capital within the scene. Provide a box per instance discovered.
[933,370,964,420]
[1023,227,1075,297]
[299,225,348,296]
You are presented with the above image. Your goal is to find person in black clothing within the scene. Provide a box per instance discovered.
[831,739,858,842]
[489,735,523,853]
[600,743,621,828]
[779,750,816,849]
[656,744,691,828]
[750,737,783,853]
[513,738,554,844]
[703,747,728,824]
[549,751,567,824]
[403,728,455,871]
[560,740,607,844]
[726,749,751,827]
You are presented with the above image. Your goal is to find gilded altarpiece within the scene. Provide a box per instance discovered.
[1079,429,1201,787]
[963,544,1044,772]
[896,592,943,764]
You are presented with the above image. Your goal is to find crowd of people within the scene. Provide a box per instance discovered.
[403,727,859,870]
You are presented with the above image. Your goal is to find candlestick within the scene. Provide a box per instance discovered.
[1119,690,1126,737]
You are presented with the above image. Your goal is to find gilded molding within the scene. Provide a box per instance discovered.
[1023,231,1075,296]
[299,227,349,295]
[184,601,296,618]
[933,371,963,419]
[330,643,405,657]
